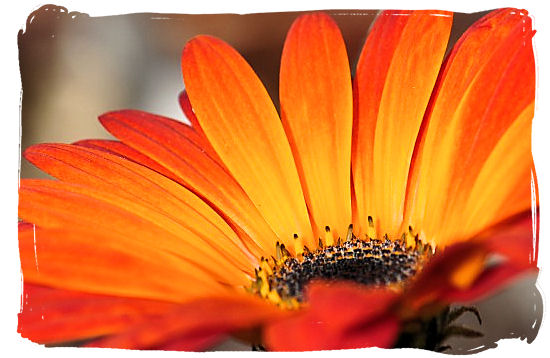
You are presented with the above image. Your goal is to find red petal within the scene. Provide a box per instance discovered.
[74,139,180,183]
[477,210,538,267]
[403,241,489,311]
[440,263,536,303]
[177,90,206,137]
[264,281,399,350]
[18,283,180,344]
[435,211,539,303]
[403,213,537,311]
[99,109,221,169]
[87,294,285,351]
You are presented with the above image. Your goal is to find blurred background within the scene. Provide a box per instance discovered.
[18,4,541,353]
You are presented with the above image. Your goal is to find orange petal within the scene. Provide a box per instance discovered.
[182,35,314,249]
[19,179,249,287]
[100,109,221,170]
[404,9,535,247]
[476,210,538,267]
[352,10,453,237]
[403,214,536,311]
[441,263,537,303]
[74,139,180,182]
[178,90,208,139]
[19,224,226,303]
[24,143,257,268]
[87,293,286,351]
[99,110,279,257]
[264,281,399,350]
[403,241,489,311]
[458,102,536,241]
[279,13,353,239]
[19,283,181,344]
[450,251,486,289]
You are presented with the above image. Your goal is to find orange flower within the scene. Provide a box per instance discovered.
[18,8,537,351]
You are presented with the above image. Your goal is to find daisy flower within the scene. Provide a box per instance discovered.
[18,8,538,351]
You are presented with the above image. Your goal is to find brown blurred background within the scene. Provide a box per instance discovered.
[18,4,541,353]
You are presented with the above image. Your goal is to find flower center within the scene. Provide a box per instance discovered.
[249,223,432,308]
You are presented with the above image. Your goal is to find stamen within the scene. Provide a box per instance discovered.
[275,241,283,261]
[260,257,273,275]
[293,234,303,257]
[267,288,282,303]
[275,241,290,262]
[258,268,269,298]
[367,216,376,238]
[325,226,334,246]
[345,224,353,242]
[406,225,417,247]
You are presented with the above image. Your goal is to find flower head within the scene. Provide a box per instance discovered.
[18,8,537,351]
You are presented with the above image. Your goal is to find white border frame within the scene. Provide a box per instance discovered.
[3,1,548,357]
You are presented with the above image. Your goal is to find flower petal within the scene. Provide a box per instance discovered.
[402,214,537,313]
[99,110,279,257]
[19,179,249,287]
[264,281,400,350]
[18,223,226,303]
[352,10,452,237]
[404,8,535,247]
[74,139,180,182]
[459,102,536,240]
[87,293,286,351]
[402,241,490,312]
[182,35,314,248]
[19,283,181,344]
[280,13,353,239]
[441,263,536,303]
[178,90,206,138]
[475,210,538,267]
[24,143,258,267]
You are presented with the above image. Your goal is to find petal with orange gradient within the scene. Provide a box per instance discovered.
[440,263,536,303]
[19,179,250,286]
[19,283,181,344]
[18,223,227,303]
[74,139,181,183]
[402,212,537,313]
[280,13,353,239]
[87,293,287,351]
[404,9,535,247]
[99,110,279,256]
[23,143,261,263]
[460,103,536,237]
[178,90,209,141]
[475,210,538,268]
[352,10,452,237]
[99,110,220,171]
[402,241,489,312]
[182,35,314,248]
[265,281,400,350]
